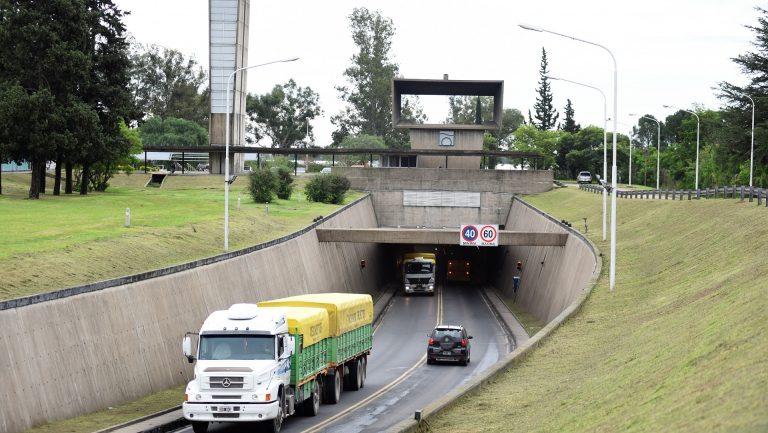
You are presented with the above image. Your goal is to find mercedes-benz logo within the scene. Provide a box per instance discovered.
[222,378,231,388]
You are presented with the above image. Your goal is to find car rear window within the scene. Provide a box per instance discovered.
[432,329,462,339]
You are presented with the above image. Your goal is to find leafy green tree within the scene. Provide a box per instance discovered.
[248,168,278,203]
[511,124,563,169]
[0,1,92,198]
[717,7,768,187]
[332,8,403,148]
[337,134,386,165]
[528,48,559,131]
[129,43,208,127]
[246,79,322,148]
[139,116,207,146]
[561,99,580,133]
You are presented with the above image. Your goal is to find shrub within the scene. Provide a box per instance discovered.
[248,168,277,203]
[304,173,351,204]
[307,162,325,173]
[276,167,294,199]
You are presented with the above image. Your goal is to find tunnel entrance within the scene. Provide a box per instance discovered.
[380,243,506,291]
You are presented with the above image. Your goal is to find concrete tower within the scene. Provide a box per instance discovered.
[209,0,250,174]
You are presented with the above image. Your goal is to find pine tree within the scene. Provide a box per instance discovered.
[530,48,559,131]
[562,99,580,133]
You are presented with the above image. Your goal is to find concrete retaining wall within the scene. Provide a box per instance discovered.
[494,197,598,323]
[333,167,552,227]
[0,196,383,433]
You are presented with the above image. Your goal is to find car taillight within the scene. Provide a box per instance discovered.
[460,339,468,347]
[428,338,434,345]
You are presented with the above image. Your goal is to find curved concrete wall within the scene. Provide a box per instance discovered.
[0,196,383,433]
[494,197,598,323]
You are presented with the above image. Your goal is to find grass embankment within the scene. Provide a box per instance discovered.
[427,188,768,432]
[0,172,361,301]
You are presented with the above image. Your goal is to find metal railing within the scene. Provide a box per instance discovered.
[579,184,768,207]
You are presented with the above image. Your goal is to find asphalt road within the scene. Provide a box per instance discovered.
[174,284,514,433]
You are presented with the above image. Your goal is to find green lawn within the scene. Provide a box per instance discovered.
[424,188,768,432]
[0,172,360,301]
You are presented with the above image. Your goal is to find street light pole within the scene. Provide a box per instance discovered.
[545,74,608,241]
[663,104,700,190]
[520,23,619,291]
[629,114,661,190]
[745,94,755,188]
[224,57,299,252]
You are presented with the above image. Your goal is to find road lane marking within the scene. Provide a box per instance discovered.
[302,286,443,433]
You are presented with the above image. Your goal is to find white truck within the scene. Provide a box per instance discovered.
[402,252,437,295]
[182,294,373,433]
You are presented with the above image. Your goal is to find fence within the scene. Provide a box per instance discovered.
[579,184,768,207]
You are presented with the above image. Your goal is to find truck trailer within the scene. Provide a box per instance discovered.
[402,252,437,295]
[182,293,373,433]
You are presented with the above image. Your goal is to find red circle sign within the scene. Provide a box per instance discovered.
[480,225,497,243]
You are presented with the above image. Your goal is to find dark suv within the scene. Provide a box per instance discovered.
[426,325,472,366]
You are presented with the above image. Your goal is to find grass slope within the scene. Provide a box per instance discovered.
[427,188,768,433]
[0,172,359,300]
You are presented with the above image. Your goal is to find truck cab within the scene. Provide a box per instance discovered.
[182,304,294,433]
[402,252,437,295]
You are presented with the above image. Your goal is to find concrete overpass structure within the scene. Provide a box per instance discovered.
[316,228,567,246]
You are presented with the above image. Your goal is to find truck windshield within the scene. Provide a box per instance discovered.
[406,262,433,274]
[198,335,275,361]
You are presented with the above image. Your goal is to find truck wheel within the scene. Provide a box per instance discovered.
[360,357,367,388]
[264,391,284,433]
[302,380,320,416]
[323,370,341,404]
[191,421,208,433]
[345,359,362,391]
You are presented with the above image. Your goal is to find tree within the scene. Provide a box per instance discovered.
[129,43,208,127]
[332,8,403,148]
[717,7,768,187]
[245,79,322,148]
[0,1,92,198]
[528,48,559,131]
[139,116,207,146]
[77,0,135,194]
[337,134,386,165]
[561,99,580,133]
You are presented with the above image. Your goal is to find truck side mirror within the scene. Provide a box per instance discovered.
[182,335,195,363]
[281,335,295,359]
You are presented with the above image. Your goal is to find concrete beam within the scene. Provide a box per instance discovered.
[315,228,567,246]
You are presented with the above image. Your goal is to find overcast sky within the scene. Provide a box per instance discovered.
[115,0,758,145]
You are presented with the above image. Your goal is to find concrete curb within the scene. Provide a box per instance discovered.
[103,284,399,433]
[388,204,603,433]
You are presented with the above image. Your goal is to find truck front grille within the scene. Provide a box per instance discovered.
[408,277,430,285]
[208,376,245,389]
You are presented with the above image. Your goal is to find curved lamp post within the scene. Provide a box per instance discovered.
[629,114,661,190]
[545,74,608,242]
[225,57,300,252]
[663,104,700,190]
[520,23,619,291]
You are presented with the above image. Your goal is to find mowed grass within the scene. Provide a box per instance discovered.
[0,172,360,300]
[425,188,768,433]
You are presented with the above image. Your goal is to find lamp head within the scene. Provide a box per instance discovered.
[662,104,672,109]
[519,23,544,32]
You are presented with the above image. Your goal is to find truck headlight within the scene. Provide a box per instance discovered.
[429,285,434,290]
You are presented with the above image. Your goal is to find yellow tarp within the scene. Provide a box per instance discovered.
[258,293,373,336]
[404,252,436,262]
[257,306,329,347]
